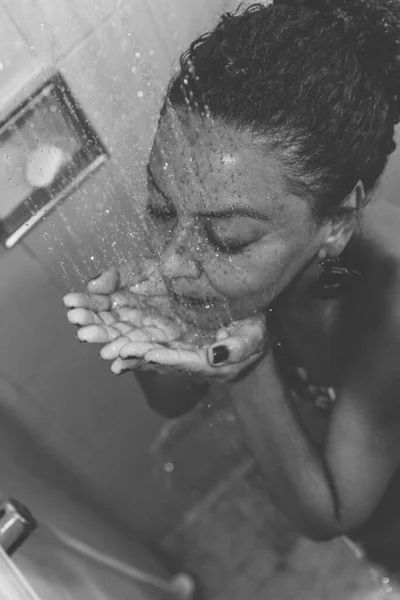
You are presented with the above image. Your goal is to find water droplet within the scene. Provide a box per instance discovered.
[0,63,4,71]
[131,66,137,74]
[164,462,175,473]
[137,91,144,98]
[135,51,141,58]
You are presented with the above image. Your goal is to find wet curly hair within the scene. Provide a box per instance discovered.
[166,0,400,219]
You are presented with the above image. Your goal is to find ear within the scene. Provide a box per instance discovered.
[320,181,365,258]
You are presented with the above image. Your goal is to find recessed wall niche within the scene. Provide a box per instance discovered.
[0,72,107,248]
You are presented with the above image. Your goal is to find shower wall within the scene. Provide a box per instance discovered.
[0,0,237,545]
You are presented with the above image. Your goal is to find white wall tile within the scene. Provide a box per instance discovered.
[144,0,235,65]
[3,0,117,61]
[0,3,44,112]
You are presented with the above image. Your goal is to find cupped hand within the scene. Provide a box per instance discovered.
[64,266,269,383]
[115,313,268,383]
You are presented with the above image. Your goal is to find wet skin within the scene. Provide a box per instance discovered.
[145,109,332,331]
[65,106,400,548]
[146,108,400,542]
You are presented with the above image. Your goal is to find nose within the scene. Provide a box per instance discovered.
[158,225,202,280]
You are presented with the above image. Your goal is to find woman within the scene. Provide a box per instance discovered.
[64,0,400,576]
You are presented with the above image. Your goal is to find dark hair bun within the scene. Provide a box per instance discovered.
[274,0,400,123]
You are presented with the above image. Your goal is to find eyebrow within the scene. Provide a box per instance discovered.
[146,164,271,222]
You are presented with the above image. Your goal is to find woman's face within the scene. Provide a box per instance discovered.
[146,109,328,330]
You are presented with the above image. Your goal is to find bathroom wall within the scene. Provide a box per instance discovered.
[0,0,238,553]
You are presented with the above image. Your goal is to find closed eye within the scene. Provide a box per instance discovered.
[146,202,176,221]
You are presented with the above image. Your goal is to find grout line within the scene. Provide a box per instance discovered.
[141,0,173,62]
[1,0,36,54]
[55,7,118,65]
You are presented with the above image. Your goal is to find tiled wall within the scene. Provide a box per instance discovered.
[0,0,237,545]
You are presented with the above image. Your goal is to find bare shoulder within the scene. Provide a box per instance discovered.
[356,198,400,262]
[341,199,400,421]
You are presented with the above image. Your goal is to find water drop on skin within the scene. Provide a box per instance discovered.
[137,91,144,98]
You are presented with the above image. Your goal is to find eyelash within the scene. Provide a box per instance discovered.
[146,203,249,255]
[146,203,176,222]
[204,223,248,255]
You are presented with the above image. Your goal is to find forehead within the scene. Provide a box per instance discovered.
[149,108,288,214]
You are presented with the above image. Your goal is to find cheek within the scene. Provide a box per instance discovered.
[204,246,283,299]
[204,234,316,301]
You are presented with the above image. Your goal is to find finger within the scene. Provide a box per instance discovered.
[98,311,117,326]
[142,315,182,339]
[101,337,132,360]
[119,341,166,359]
[208,317,266,367]
[143,347,209,373]
[124,325,178,344]
[113,322,134,336]
[111,357,142,375]
[63,292,111,312]
[112,359,175,376]
[114,307,144,327]
[77,324,121,344]
[119,258,155,287]
[87,267,120,295]
[110,291,138,310]
[67,308,102,326]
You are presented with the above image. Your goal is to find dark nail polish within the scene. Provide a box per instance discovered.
[212,345,229,365]
[145,361,157,365]
[126,355,140,360]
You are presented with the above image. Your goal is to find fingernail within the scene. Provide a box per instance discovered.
[212,345,229,365]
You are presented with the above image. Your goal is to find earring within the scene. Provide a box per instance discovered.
[313,255,361,299]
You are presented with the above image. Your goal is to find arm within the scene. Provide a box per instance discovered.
[230,201,400,540]
[231,245,400,540]
[136,371,210,418]
[230,353,344,540]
